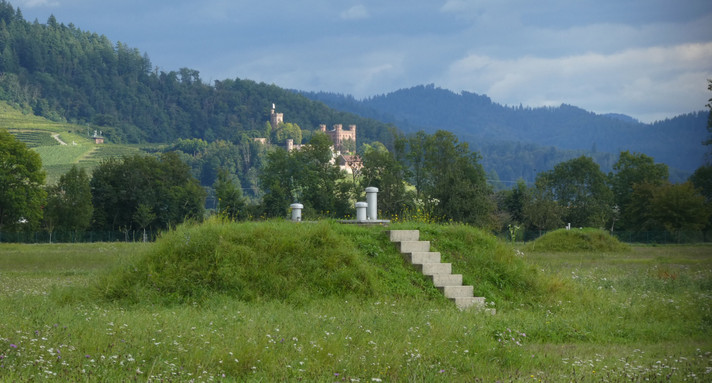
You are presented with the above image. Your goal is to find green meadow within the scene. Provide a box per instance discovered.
[0,221,710,382]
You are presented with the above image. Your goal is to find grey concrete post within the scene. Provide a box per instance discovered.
[355,202,368,221]
[290,203,304,222]
[365,187,378,220]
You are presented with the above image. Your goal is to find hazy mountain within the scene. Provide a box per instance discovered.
[300,85,708,180]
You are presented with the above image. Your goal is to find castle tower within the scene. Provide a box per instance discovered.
[270,103,283,130]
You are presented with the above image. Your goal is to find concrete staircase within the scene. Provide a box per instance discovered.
[389,230,494,313]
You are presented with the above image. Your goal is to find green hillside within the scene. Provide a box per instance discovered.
[1,101,145,183]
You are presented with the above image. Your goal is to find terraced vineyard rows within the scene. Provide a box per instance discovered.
[2,102,151,184]
[6,130,59,147]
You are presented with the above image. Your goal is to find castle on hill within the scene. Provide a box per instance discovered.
[261,104,357,154]
[256,104,361,173]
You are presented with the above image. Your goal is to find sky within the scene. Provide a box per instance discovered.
[14,0,712,123]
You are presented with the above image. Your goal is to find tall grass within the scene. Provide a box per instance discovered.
[1,221,710,381]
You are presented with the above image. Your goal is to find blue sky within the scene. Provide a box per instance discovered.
[15,0,712,123]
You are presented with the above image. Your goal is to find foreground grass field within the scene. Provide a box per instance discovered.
[0,221,710,382]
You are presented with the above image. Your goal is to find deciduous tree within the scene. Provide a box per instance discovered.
[0,130,46,231]
[44,165,93,235]
[91,153,205,231]
[537,156,613,228]
[609,151,668,230]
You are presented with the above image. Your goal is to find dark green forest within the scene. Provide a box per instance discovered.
[0,1,397,146]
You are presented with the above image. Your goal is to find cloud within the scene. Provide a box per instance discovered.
[340,5,369,20]
[16,0,60,7]
[440,42,712,122]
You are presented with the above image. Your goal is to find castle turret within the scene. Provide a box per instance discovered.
[270,104,284,130]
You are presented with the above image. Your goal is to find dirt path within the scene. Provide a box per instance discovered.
[52,133,67,146]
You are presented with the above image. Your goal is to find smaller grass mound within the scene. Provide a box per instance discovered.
[524,228,630,253]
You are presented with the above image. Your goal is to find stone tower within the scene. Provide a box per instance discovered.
[270,103,283,130]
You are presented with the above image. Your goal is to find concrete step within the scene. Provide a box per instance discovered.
[450,296,486,310]
[430,273,463,287]
[398,241,430,253]
[388,230,420,242]
[405,252,441,265]
[416,262,451,275]
[438,285,474,298]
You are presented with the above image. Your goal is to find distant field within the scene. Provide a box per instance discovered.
[1,101,148,183]
[0,221,709,381]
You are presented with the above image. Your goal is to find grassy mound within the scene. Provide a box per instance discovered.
[96,219,553,306]
[524,228,630,253]
[96,219,447,305]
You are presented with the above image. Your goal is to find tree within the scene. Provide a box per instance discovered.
[704,79,712,159]
[0,130,46,232]
[214,169,246,220]
[497,179,530,225]
[91,153,205,231]
[133,203,155,242]
[689,165,712,203]
[537,156,614,228]
[648,182,710,239]
[609,151,668,230]
[360,145,412,217]
[44,165,93,238]
[421,130,494,226]
[260,132,350,218]
[523,179,563,235]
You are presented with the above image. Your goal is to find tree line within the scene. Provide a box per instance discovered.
[2,125,711,243]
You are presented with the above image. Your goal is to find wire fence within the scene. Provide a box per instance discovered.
[507,229,712,244]
[0,230,159,244]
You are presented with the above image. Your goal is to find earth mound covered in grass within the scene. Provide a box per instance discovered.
[97,219,392,304]
[96,219,552,306]
[523,228,630,253]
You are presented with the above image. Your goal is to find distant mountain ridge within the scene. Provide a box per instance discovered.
[299,85,708,180]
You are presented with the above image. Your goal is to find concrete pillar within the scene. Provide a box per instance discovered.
[365,187,378,220]
[355,202,368,221]
[290,203,304,222]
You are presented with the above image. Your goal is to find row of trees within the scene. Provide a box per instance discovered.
[0,130,206,237]
[499,154,710,238]
[2,125,711,241]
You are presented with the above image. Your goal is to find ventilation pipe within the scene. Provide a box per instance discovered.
[290,203,303,222]
[355,202,368,221]
[365,187,378,220]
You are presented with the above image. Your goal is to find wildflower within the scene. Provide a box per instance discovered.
[9,344,17,349]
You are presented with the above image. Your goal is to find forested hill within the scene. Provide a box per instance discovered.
[0,1,396,146]
[300,85,708,175]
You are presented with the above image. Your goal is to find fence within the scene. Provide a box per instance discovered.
[0,229,158,244]
[509,229,712,244]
